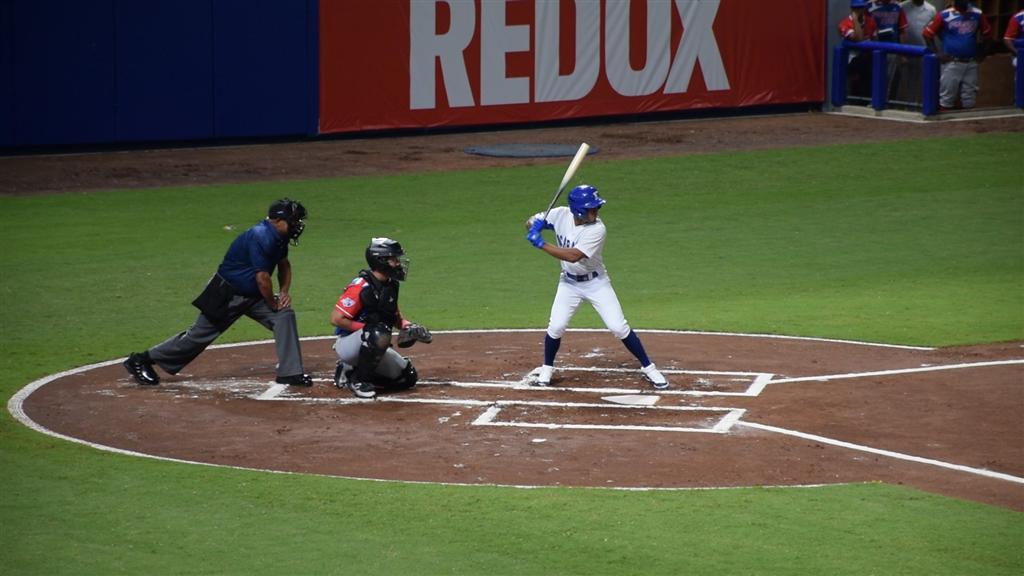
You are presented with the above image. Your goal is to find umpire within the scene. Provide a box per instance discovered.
[124,198,313,387]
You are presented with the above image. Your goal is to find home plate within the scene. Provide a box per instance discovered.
[601,394,659,406]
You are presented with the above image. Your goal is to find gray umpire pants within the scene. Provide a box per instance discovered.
[148,295,304,378]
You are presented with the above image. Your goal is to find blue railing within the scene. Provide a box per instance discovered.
[834,39,1024,114]
[1016,39,1024,109]
[832,40,939,115]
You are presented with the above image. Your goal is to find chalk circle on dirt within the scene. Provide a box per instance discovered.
[7,329,1023,508]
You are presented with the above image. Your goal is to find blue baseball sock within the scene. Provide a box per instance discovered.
[544,334,561,366]
[621,330,651,367]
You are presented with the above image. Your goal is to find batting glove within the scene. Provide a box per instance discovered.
[526,230,544,248]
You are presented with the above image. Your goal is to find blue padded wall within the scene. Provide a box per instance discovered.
[114,0,214,142]
[5,0,313,148]
[0,0,12,147]
[213,0,310,138]
[11,0,116,146]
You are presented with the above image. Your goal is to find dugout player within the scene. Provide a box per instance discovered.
[923,0,992,110]
[1005,9,1024,68]
[839,0,879,99]
[330,237,431,399]
[524,185,668,389]
[869,0,908,100]
[899,0,938,102]
[123,199,313,387]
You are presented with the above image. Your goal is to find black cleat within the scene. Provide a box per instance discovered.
[276,373,313,387]
[124,352,160,386]
[347,378,376,399]
[333,362,353,389]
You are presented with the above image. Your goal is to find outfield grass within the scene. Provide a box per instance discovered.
[2,133,1022,574]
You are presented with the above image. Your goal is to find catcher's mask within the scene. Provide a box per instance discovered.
[567,184,606,220]
[268,198,307,245]
[365,237,409,281]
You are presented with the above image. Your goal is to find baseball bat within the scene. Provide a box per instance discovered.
[541,142,590,223]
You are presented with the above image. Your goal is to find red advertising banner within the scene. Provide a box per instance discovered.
[319,0,824,135]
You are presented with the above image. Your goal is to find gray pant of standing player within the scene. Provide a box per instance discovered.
[939,60,979,109]
[148,295,304,377]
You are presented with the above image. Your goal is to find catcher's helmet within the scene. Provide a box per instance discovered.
[365,237,409,281]
[567,184,606,219]
[268,198,307,245]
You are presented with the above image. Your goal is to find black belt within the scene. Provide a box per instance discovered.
[564,271,599,282]
[951,57,975,63]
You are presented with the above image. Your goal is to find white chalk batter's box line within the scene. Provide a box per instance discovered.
[447,368,774,397]
[256,386,746,434]
[471,402,746,434]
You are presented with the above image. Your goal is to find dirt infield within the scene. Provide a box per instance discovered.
[16,331,1024,510]
[2,111,1023,195]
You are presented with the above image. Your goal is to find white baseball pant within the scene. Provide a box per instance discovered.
[546,274,631,340]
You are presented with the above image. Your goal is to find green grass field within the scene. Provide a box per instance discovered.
[2,132,1022,574]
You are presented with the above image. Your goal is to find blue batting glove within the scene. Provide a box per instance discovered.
[526,230,544,248]
[528,219,545,234]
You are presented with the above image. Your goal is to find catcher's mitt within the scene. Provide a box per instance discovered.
[397,323,432,348]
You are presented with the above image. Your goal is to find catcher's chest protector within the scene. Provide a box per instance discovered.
[358,270,400,328]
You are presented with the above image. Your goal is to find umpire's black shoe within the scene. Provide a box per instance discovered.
[276,373,313,387]
[124,352,160,386]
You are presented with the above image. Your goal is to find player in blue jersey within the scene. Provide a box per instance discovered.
[1005,10,1024,68]
[922,0,992,110]
[869,0,908,99]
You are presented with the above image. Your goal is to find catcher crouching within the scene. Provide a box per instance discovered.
[330,238,431,399]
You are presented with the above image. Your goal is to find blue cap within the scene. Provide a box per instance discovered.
[850,0,869,7]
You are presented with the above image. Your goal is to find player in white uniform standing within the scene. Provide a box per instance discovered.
[524,185,668,389]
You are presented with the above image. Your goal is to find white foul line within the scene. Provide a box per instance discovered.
[740,421,1024,485]
[768,359,1024,385]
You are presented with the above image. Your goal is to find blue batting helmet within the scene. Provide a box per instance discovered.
[567,185,606,219]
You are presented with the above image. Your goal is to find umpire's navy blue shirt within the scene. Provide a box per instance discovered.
[217,219,289,297]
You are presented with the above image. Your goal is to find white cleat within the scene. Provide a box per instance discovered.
[528,365,554,386]
[641,363,669,390]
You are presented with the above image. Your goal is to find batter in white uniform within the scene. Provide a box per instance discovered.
[524,184,668,389]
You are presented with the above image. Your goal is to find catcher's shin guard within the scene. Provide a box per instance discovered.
[394,360,418,389]
[374,359,418,391]
[354,324,390,383]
